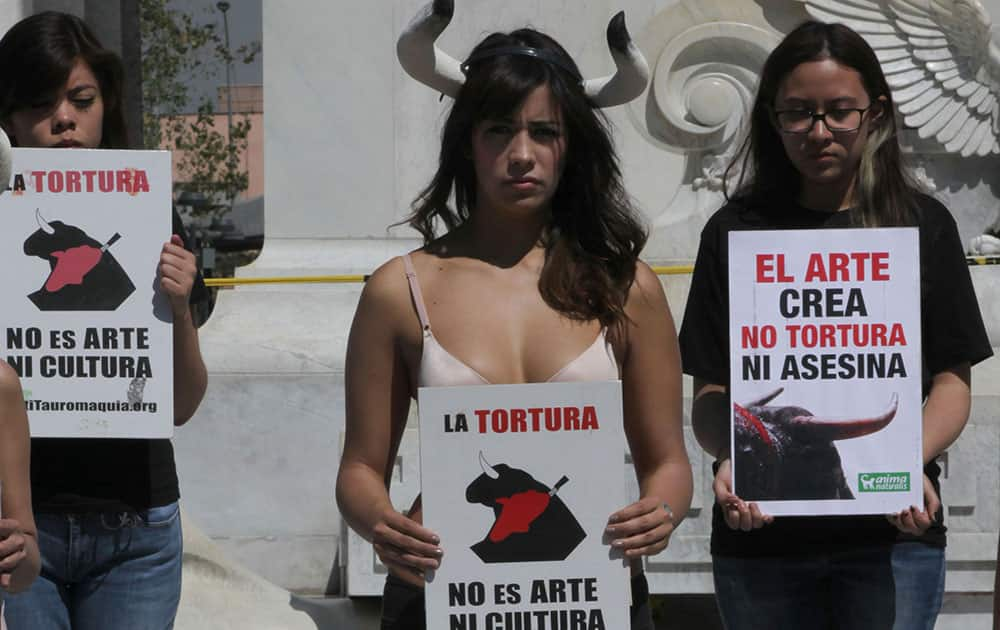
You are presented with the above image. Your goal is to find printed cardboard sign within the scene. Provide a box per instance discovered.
[0,148,174,438]
[418,381,630,630]
[728,228,923,516]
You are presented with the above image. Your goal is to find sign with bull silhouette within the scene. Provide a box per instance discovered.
[728,228,923,516]
[419,381,630,630]
[0,148,174,438]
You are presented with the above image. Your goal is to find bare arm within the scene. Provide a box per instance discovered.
[606,263,692,559]
[691,379,728,459]
[161,235,207,425]
[0,362,39,592]
[892,363,972,535]
[691,379,771,530]
[921,363,971,463]
[335,259,440,581]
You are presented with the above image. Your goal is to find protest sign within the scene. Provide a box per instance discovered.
[728,228,923,516]
[0,148,174,438]
[419,381,629,630]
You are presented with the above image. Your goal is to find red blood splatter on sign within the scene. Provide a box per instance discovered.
[45,245,102,292]
[488,490,550,542]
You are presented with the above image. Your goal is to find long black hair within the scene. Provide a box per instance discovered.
[406,28,647,328]
[725,20,918,226]
[0,11,127,149]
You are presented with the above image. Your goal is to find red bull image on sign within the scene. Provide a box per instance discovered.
[24,209,134,311]
[466,452,585,563]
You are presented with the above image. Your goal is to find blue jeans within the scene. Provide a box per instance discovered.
[891,542,945,630]
[4,502,183,630]
[713,545,896,629]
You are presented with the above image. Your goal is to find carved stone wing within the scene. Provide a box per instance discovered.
[798,0,1000,156]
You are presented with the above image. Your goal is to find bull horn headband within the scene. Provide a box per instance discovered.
[462,46,582,81]
[397,0,650,108]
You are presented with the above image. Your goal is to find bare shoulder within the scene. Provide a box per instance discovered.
[354,254,425,341]
[625,261,670,313]
[360,256,412,315]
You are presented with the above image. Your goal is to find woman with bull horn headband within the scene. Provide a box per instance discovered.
[0,11,209,629]
[336,3,692,628]
[679,21,993,629]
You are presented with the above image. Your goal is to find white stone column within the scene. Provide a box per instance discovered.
[0,1,31,38]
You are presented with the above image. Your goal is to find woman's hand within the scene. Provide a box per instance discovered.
[714,458,773,531]
[605,497,675,559]
[887,473,939,535]
[159,234,197,318]
[0,518,28,590]
[371,507,443,579]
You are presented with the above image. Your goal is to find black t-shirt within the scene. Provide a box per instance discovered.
[31,209,209,513]
[678,194,993,556]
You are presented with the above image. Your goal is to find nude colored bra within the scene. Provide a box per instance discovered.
[402,254,620,388]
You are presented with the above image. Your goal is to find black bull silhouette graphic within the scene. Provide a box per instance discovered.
[465,453,585,563]
[23,210,134,311]
[733,388,898,501]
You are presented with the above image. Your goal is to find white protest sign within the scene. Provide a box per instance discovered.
[0,148,174,438]
[419,381,630,630]
[728,228,923,516]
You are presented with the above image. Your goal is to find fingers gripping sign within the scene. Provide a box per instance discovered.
[160,234,197,317]
[887,473,939,536]
[0,518,27,590]
[372,508,443,580]
[714,458,773,532]
[605,496,676,559]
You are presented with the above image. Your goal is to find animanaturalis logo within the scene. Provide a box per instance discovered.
[858,472,910,492]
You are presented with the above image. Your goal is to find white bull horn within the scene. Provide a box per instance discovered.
[0,127,11,196]
[479,451,499,479]
[397,0,464,99]
[36,208,55,235]
[582,11,650,108]
[396,2,650,108]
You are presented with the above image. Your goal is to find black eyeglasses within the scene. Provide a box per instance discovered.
[772,105,872,133]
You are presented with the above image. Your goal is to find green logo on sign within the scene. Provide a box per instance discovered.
[858,472,910,492]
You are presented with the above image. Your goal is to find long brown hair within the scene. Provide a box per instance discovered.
[725,20,918,226]
[0,11,128,149]
[405,28,646,328]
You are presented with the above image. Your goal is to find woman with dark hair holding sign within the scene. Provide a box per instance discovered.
[0,11,208,629]
[336,5,692,629]
[679,20,992,630]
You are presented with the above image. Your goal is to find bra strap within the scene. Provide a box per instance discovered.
[402,254,432,331]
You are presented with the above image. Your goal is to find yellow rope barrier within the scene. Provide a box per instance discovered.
[204,274,367,287]
[203,257,998,288]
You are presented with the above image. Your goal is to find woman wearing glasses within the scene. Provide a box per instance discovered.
[678,21,992,629]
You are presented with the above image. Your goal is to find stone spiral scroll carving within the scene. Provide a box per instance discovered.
[634,21,774,160]
[627,4,781,239]
[798,0,1000,157]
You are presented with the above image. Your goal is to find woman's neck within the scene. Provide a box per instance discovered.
[461,206,548,268]
[796,176,857,213]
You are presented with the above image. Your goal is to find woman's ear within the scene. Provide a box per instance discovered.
[870,95,889,125]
